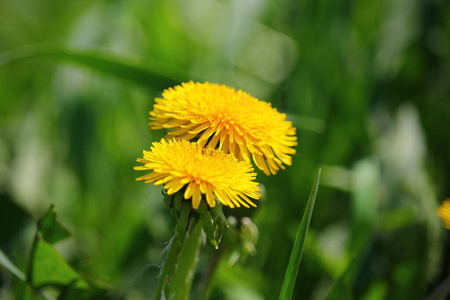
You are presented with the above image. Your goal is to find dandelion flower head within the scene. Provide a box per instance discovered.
[438,199,450,229]
[149,82,297,175]
[134,139,260,209]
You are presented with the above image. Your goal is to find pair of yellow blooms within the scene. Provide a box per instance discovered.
[134,81,297,209]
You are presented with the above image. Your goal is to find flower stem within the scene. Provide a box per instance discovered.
[155,201,192,300]
[171,220,203,300]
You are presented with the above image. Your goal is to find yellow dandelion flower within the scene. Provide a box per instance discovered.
[437,199,450,229]
[149,81,297,176]
[134,139,260,209]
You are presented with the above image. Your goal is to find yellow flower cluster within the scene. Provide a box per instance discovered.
[135,139,259,209]
[149,81,297,175]
[135,82,297,209]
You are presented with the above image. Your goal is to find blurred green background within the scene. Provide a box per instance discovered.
[1,0,449,299]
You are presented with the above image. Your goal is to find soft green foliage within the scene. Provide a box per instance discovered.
[1,0,449,299]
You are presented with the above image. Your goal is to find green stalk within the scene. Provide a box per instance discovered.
[155,201,192,300]
[171,220,203,300]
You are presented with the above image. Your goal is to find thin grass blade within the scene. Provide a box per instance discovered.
[0,248,26,281]
[279,168,321,300]
[0,43,192,87]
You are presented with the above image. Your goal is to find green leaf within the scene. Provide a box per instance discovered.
[0,43,192,87]
[30,236,89,290]
[38,205,71,244]
[0,248,27,281]
[278,168,321,300]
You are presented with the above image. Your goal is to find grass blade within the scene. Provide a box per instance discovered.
[0,43,192,87]
[0,248,26,281]
[279,168,321,300]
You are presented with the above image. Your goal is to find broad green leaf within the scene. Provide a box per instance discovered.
[30,237,89,290]
[0,43,192,87]
[278,168,321,300]
[0,248,26,281]
[38,205,71,244]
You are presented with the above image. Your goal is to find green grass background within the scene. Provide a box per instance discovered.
[0,0,449,299]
